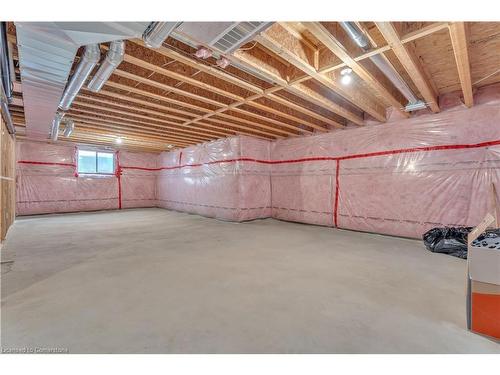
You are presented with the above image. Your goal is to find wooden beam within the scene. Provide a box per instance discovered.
[113,69,226,108]
[401,22,450,44]
[103,81,285,138]
[234,48,362,125]
[83,90,271,139]
[80,92,193,122]
[131,39,263,95]
[256,23,387,122]
[69,121,195,147]
[70,131,186,149]
[114,68,315,135]
[134,39,351,128]
[67,111,211,144]
[304,22,409,118]
[12,121,186,150]
[97,87,203,118]
[297,22,450,79]
[375,22,440,113]
[246,100,329,132]
[106,80,211,113]
[449,22,473,107]
[266,92,344,128]
[73,98,231,139]
[12,23,448,141]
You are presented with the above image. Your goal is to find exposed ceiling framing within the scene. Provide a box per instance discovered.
[7,21,500,152]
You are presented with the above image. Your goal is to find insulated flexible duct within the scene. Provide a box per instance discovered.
[87,40,125,92]
[62,119,74,137]
[59,44,100,111]
[50,112,65,141]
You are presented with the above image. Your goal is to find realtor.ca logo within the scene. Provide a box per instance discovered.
[1,347,69,354]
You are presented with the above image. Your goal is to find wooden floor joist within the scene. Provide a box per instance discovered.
[128,40,334,131]
[104,81,292,137]
[303,22,409,118]
[113,69,318,135]
[448,22,474,108]
[67,112,211,144]
[375,22,440,113]
[69,122,197,146]
[255,24,387,122]
[10,22,500,151]
[66,115,207,145]
[72,99,232,138]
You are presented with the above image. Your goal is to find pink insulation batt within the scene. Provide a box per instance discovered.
[156,136,271,221]
[16,141,158,215]
[15,85,500,239]
[119,150,158,209]
[269,88,500,238]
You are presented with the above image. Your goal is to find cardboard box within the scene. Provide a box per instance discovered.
[467,213,500,340]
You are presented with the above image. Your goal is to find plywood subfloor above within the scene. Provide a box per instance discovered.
[8,22,500,151]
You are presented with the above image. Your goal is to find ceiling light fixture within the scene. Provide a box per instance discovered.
[340,67,353,85]
[115,137,123,144]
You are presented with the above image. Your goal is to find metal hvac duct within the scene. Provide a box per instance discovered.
[0,22,15,134]
[59,44,100,111]
[62,119,74,137]
[87,40,124,92]
[50,111,65,141]
[0,22,13,103]
[0,78,15,134]
[339,22,421,107]
[143,22,180,49]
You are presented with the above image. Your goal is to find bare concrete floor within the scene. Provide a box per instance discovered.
[1,208,499,353]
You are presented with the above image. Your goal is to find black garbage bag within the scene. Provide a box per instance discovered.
[422,227,473,259]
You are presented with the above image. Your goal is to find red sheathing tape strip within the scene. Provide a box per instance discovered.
[116,151,122,210]
[334,159,340,228]
[19,139,500,172]
[119,138,500,171]
[18,139,500,220]
[18,160,76,167]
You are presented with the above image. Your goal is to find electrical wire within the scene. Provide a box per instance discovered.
[165,41,268,89]
[236,41,258,52]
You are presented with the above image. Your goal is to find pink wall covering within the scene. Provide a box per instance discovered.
[156,136,271,221]
[15,84,500,239]
[16,141,158,215]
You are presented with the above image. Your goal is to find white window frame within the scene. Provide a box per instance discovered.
[77,147,116,176]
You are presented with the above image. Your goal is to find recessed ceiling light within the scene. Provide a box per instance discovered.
[167,144,173,149]
[115,137,123,144]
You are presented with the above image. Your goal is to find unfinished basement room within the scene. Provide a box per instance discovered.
[1,4,500,359]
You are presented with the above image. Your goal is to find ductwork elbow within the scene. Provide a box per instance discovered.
[143,22,180,49]
[87,40,125,92]
[59,44,100,111]
[339,22,370,50]
[62,119,74,137]
[51,111,65,141]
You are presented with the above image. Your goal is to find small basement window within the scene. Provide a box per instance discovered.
[77,149,115,175]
